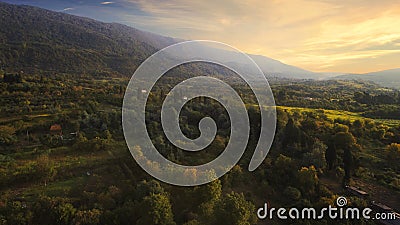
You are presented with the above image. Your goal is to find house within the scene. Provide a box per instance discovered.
[49,124,62,136]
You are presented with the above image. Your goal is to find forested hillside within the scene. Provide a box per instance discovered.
[0,2,322,79]
[0,2,177,76]
[333,69,400,89]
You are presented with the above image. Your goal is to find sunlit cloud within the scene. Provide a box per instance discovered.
[101,1,115,5]
[62,7,74,11]
[117,0,400,73]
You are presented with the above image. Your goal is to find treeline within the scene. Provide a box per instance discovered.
[272,80,400,119]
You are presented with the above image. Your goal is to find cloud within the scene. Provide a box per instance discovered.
[117,0,400,73]
[62,7,75,11]
[101,1,115,5]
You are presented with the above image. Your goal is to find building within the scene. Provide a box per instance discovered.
[49,124,62,136]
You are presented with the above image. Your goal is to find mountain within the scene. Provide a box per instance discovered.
[0,1,324,79]
[248,55,320,79]
[333,68,400,89]
[0,1,176,76]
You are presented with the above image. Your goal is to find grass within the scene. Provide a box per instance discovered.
[375,119,400,127]
[22,176,85,198]
[276,106,400,127]
[2,147,119,200]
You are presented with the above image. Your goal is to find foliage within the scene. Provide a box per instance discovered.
[0,3,399,224]
[136,193,176,225]
[214,192,257,225]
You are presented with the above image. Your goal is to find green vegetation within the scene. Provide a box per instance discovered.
[0,2,399,225]
[334,68,400,89]
[0,70,399,225]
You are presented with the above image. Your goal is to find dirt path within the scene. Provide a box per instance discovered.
[320,174,400,212]
[352,178,400,212]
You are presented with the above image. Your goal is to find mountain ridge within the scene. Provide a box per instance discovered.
[332,68,400,89]
[1,1,398,82]
[0,1,176,76]
[0,1,321,79]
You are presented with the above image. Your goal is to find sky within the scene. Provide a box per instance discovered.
[3,0,400,73]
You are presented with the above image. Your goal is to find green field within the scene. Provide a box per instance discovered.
[277,106,400,127]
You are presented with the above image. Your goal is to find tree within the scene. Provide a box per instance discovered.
[195,179,222,204]
[0,125,17,146]
[222,165,243,188]
[282,118,301,148]
[325,142,337,170]
[269,154,296,186]
[334,123,349,133]
[135,180,165,201]
[35,154,56,185]
[351,120,364,137]
[136,193,176,225]
[112,201,136,225]
[73,209,102,225]
[333,132,359,183]
[386,143,400,167]
[57,203,77,225]
[302,139,327,170]
[3,200,33,225]
[196,179,222,222]
[296,166,319,198]
[283,186,301,202]
[214,192,257,225]
[387,142,400,151]
[32,196,75,225]
[102,129,112,141]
